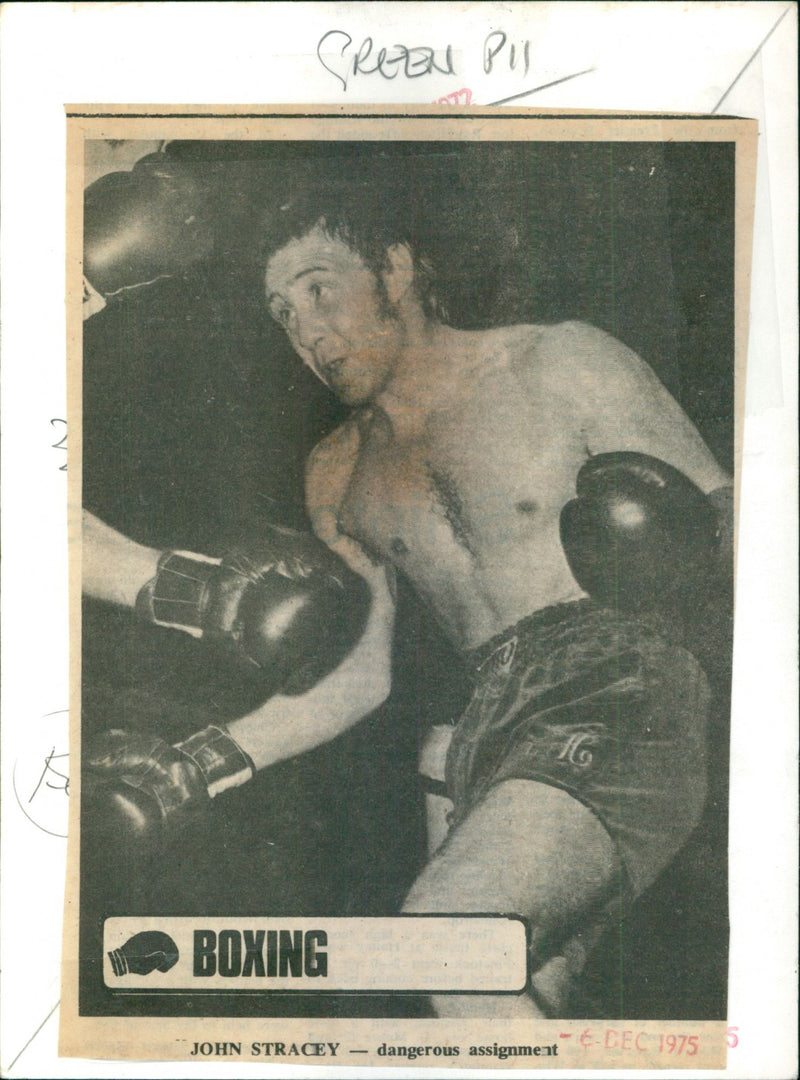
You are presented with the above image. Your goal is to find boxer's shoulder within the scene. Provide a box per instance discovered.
[307,413,364,472]
[499,321,648,404]
[524,320,632,370]
[480,320,609,369]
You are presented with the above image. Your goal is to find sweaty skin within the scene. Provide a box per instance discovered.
[266,227,730,1018]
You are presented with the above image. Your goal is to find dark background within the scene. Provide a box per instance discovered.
[81,139,733,1018]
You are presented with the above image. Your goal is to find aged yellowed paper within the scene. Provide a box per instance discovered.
[60,105,755,1069]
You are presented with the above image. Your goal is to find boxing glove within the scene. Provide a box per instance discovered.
[559,452,720,612]
[136,525,371,695]
[84,725,254,841]
[108,930,180,976]
[83,152,213,311]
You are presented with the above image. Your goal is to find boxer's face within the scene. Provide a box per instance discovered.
[265,225,407,406]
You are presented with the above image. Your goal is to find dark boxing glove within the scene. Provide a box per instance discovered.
[83,151,213,314]
[559,452,720,612]
[84,725,255,841]
[136,524,371,695]
[108,931,179,976]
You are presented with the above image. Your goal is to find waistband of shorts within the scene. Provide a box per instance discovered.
[465,599,597,672]
[464,599,675,676]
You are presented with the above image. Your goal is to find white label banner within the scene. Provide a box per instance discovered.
[103,915,528,993]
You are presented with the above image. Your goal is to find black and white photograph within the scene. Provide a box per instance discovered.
[63,110,750,1062]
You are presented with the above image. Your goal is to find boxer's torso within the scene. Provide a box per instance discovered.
[325,324,591,651]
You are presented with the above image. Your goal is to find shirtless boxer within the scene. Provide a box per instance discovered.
[85,174,732,1019]
[258,189,732,1018]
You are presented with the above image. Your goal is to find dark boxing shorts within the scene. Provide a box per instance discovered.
[445,600,710,900]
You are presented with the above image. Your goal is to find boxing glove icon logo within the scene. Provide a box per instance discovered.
[108,931,179,976]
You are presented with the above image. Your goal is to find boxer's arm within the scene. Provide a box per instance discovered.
[581,327,734,560]
[82,509,161,608]
[553,322,731,493]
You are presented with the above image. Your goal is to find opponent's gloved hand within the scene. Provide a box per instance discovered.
[559,451,720,612]
[83,151,213,317]
[135,525,371,695]
[84,725,255,840]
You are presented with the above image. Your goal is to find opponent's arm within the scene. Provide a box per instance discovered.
[84,537,393,835]
[84,501,373,682]
[85,423,396,830]
[83,509,161,608]
[85,534,394,837]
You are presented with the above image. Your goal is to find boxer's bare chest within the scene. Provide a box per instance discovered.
[337,343,587,639]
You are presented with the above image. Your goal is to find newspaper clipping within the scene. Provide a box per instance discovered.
[60,106,756,1068]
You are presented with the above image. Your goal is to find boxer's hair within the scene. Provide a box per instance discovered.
[262,156,447,322]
